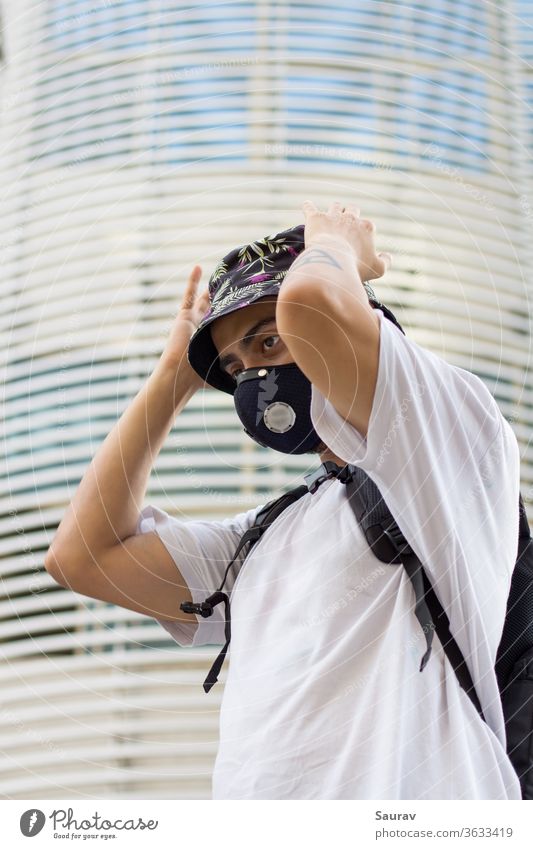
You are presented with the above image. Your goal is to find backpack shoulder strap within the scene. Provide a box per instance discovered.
[519,492,531,540]
[181,483,309,693]
[495,491,533,688]
[253,485,310,534]
[421,568,485,720]
[426,491,529,726]
[342,467,435,673]
[342,465,486,719]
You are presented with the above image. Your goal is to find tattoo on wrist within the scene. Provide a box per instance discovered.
[288,247,343,272]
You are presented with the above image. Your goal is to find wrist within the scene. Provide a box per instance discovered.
[303,234,362,277]
[151,358,200,407]
[304,233,356,256]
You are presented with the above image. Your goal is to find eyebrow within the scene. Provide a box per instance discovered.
[218,315,277,374]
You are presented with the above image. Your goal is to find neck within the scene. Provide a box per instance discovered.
[319,447,348,467]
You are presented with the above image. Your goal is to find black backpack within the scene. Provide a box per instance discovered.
[180,460,533,800]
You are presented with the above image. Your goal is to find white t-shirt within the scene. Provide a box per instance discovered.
[137,308,522,800]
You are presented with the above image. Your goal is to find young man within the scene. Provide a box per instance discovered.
[46,202,522,800]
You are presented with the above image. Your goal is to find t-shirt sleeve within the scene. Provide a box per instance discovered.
[135,501,266,647]
[310,308,521,667]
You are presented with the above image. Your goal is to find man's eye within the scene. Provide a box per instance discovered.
[263,334,280,350]
[229,335,280,379]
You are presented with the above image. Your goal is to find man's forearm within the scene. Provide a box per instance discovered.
[47,363,197,566]
[279,236,372,316]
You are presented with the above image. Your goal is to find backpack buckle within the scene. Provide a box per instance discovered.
[304,461,345,494]
[180,600,215,618]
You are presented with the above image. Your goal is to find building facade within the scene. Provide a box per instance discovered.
[0,0,531,798]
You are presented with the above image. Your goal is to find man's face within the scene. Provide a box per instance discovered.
[210,296,293,382]
[210,295,327,456]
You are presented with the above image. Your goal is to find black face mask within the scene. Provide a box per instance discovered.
[233,362,323,454]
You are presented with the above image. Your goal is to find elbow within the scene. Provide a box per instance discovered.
[44,546,58,577]
[44,547,73,588]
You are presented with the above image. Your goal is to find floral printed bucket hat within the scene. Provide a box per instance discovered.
[187,222,403,395]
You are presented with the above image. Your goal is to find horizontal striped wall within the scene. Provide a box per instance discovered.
[0,0,530,799]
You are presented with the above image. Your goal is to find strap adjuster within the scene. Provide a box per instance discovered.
[180,590,229,620]
[180,600,215,618]
[304,461,348,494]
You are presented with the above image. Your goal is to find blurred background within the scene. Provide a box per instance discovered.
[0,0,531,799]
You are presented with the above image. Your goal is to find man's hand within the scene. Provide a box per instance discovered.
[301,200,392,283]
[158,264,211,390]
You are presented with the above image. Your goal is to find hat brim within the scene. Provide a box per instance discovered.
[188,293,405,395]
[187,284,283,395]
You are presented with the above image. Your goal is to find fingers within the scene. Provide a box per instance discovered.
[327,201,344,217]
[373,252,392,278]
[197,286,211,307]
[180,265,202,310]
[343,203,360,217]
[302,199,318,216]
[303,199,361,218]
[379,252,392,272]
